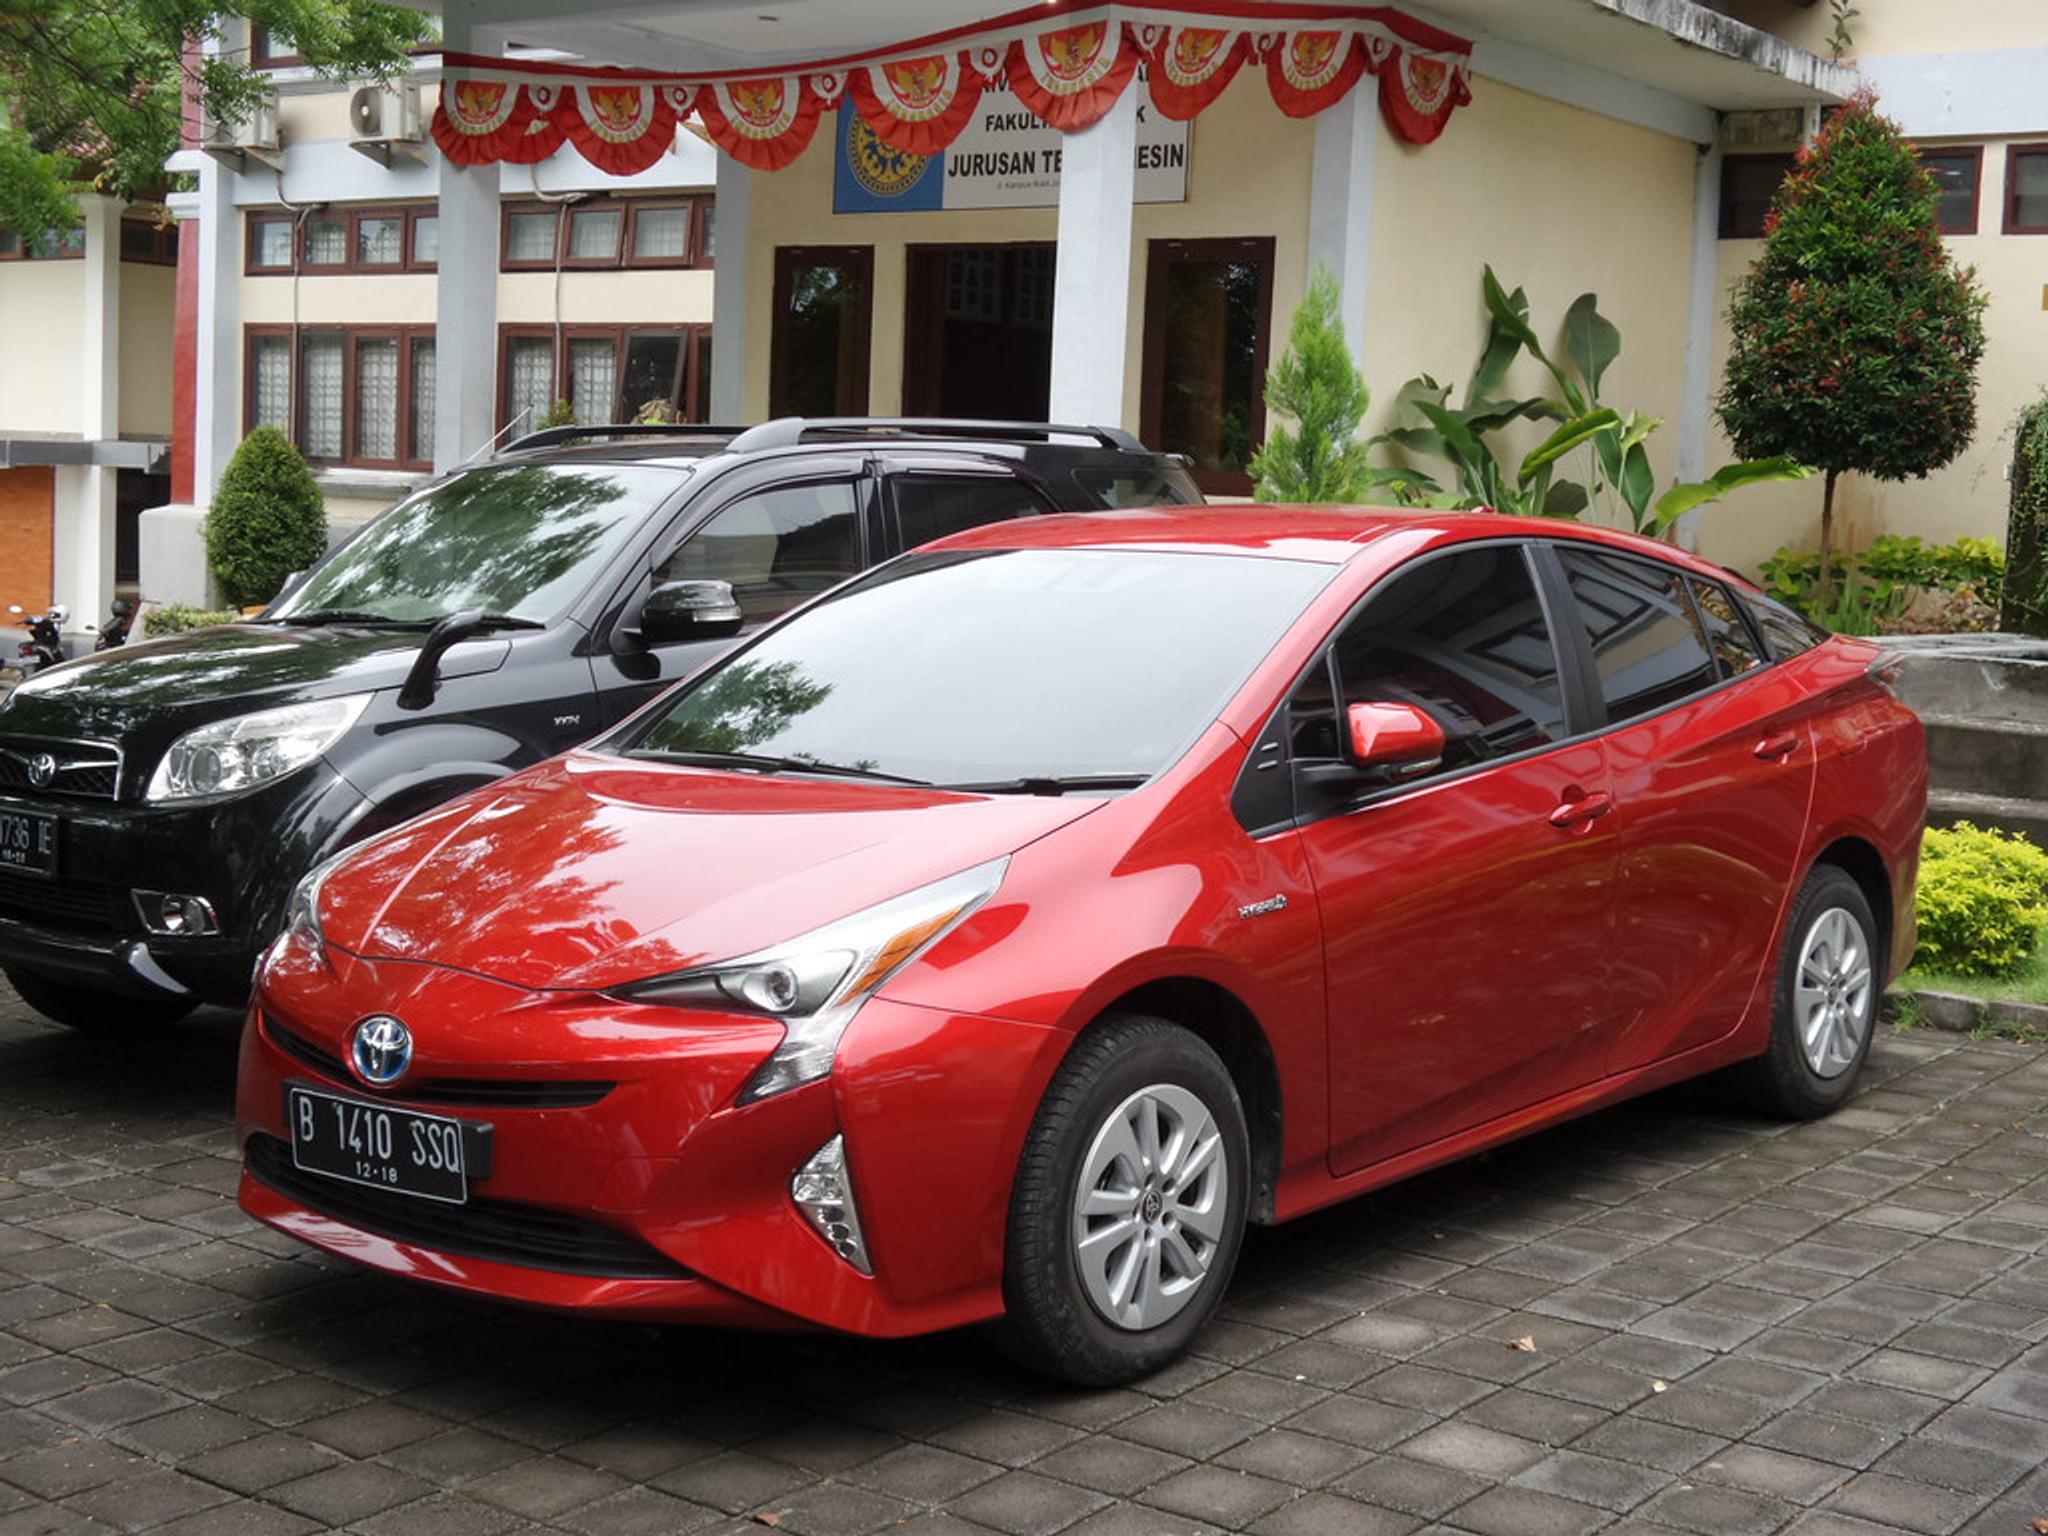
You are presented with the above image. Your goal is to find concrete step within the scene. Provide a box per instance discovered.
[1928,788,2048,846]
[1888,639,2048,727]
[1922,714,2048,802]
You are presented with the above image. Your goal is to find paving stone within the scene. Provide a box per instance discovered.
[1693,1445,1849,1504]
[1031,1437,1190,1499]
[1247,1491,1420,1536]
[1451,1485,1611,1536]
[1512,1449,1672,1512]
[1638,1483,1800,1536]
[1826,1472,1982,1535]
[1397,1421,1548,1479]
[943,1470,1110,1536]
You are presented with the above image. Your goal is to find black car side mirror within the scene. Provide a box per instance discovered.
[636,580,744,645]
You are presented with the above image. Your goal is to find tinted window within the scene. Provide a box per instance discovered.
[1688,577,1767,679]
[1560,549,1718,722]
[624,549,1332,787]
[1314,546,1567,776]
[659,481,862,623]
[890,475,1049,551]
[1073,465,1202,509]
[1745,590,1825,660]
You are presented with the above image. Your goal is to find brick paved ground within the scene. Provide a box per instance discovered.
[1,988,2045,1536]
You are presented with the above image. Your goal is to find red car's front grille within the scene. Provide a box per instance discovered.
[262,1014,615,1109]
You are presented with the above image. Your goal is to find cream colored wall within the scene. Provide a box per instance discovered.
[1711,0,2048,58]
[1699,137,2048,574]
[118,264,178,439]
[498,268,716,325]
[0,263,86,435]
[242,272,439,324]
[741,86,1317,422]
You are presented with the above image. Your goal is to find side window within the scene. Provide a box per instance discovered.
[1558,549,1719,723]
[1308,545,1567,777]
[1744,590,1825,660]
[889,474,1052,552]
[1688,577,1767,679]
[657,481,862,624]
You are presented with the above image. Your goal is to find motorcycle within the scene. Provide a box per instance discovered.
[10,603,68,672]
[94,596,140,651]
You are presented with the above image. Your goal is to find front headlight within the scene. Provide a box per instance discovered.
[146,695,370,803]
[609,858,1008,1103]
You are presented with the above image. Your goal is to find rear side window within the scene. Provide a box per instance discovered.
[1558,548,1718,723]
[1072,465,1202,508]
[658,480,861,622]
[1744,590,1826,660]
[1303,545,1567,777]
[889,474,1051,551]
[1688,577,1767,679]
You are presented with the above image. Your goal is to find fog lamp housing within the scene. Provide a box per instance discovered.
[791,1135,871,1275]
[132,890,220,937]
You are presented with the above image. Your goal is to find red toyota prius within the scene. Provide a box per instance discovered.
[237,508,1924,1383]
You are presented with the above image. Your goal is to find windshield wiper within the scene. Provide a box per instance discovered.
[940,775,1149,796]
[628,748,933,786]
[271,609,431,628]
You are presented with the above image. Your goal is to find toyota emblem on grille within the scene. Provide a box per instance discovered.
[25,753,56,788]
[349,1015,413,1086]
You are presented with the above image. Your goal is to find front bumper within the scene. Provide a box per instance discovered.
[236,945,1071,1337]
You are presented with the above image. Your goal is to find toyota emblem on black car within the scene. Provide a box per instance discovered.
[26,752,56,788]
[349,1015,413,1086]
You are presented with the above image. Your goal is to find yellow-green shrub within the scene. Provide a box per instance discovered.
[1913,822,2048,977]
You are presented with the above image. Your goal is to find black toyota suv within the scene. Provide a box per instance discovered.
[0,417,1200,1028]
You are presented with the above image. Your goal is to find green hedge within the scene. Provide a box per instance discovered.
[1914,822,2048,978]
[143,605,244,636]
[206,427,328,609]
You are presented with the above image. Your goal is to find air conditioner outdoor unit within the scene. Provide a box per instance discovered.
[349,83,425,164]
[201,93,283,169]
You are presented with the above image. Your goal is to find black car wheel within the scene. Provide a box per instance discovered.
[3,966,199,1031]
[1737,865,1879,1118]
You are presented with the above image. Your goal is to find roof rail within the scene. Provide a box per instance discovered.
[500,423,752,454]
[724,417,1148,455]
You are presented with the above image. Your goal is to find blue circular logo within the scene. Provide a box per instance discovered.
[350,1015,413,1086]
[847,115,933,200]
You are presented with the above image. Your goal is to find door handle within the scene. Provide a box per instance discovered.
[1548,790,1613,829]
[1754,733,1800,761]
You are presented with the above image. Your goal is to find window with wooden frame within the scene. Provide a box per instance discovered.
[1140,236,1275,497]
[119,220,179,266]
[0,227,86,261]
[498,325,712,434]
[501,195,715,272]
[1718,153,1796,239]
[1918,146,1983,235]
[249,25,305,68]
[2006,145,2048,234]
[245,206,436,274]
[244,325,437,470]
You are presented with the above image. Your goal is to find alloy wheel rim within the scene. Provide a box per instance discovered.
[1795,905,1873,1079]
[1071,1082,1229,1332]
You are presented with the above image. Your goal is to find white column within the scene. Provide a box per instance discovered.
[1048,88,1138,427]
[1306,91,1377,365]
[710,151,752,423]
[1674,141,1724,550]
[54,197,123,626]
[191,159,242,503]
[434,1,503,471]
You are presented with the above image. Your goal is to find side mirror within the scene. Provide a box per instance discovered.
[1344,701,1446,775]
[636,579,744,645]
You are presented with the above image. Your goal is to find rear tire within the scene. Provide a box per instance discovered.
[1735,866,1879,1118]
[997,1014,1248,1386]
[3,967,198,1032]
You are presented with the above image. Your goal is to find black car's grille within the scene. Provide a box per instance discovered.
[245,1134,690,1280]
[0,870,119,932]
[264,1015,616,1110]
[0,741,121,801]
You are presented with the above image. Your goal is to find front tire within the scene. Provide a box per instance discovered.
[3,966,199,1032]
[1736,866,1879,1118]
[998,1014,1249,1385]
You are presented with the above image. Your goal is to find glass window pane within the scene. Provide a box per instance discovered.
[568,337,618,425]
[410,339,435,463]
[622,333,682,422]
[304,215,347,265]
[505,209,557,263]
[505,336,554,431]
[1330,547,1566,775]
[411,214,438,266]
[1746,591,1822,660]
[890,475,1046,550]
[356,216,403,266]
[657,481,863,622]
[253,218,294,268]
[690,332,712,422]
[1720,155,1793,238]
[0,230,21,258]
[771,251,871,417]
[700,203,715,263]
[300,334,345,459]
[569,207,623,262]
[1689,578,1766,679]
[2015,151,2048,229]
[631,206,689,262]
[251,336,292,430]
[1920,149,1978,233]
[355,338,400,460]
[1154,250,1264,478]
[1559,549,1719,722]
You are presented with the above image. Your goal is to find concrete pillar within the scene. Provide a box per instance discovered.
[1048,89,1138,427]
[710,151,751,423]
[434,1,504,471]
[1306,91,1378,365]
[1674,141,1725,550]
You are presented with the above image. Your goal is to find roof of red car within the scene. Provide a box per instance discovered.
[926,504,1738,578]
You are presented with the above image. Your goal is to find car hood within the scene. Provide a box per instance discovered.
[322,751,1104,992]
[0,624,508,750]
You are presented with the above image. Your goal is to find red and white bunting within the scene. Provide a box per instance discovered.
[431,3,1476,175]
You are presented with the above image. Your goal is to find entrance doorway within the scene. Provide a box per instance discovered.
[903,244,1055,420]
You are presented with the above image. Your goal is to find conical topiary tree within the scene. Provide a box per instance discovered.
[2004,395,2048,636]
[206,427,329,608]
[1249,267,1380,503]
[1718,93,1987,602]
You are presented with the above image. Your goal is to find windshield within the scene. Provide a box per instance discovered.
[270,463,686,624]
[617,547,1333,787]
